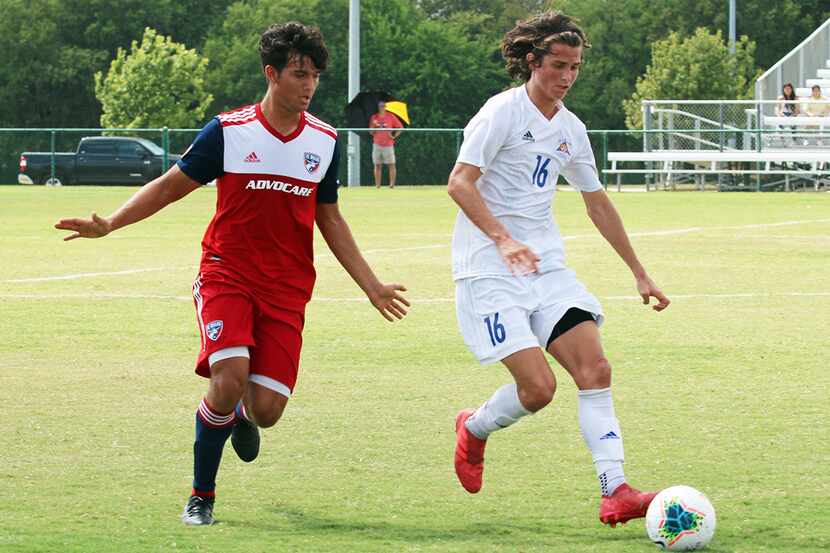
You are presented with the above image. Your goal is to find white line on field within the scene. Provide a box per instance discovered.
[314,244,446,259]
[0,293,193,300]
[3,267,171,283]
[3,292,830,303]
[6,218,830,283]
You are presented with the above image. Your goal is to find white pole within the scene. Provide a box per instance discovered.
[729,0,736,55]
[347,0,360,187]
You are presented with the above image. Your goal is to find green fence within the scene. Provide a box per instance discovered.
[0,126,816,187]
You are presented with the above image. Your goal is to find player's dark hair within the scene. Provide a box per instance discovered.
[501,11,590,82]
[260,22,328,72]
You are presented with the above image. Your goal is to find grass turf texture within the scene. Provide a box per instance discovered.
[1,185,828,552]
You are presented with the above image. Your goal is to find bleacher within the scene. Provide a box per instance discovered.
[606,150,830,192]
[605,18,830,191]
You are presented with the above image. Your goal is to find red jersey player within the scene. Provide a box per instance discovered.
[55,22,409,526]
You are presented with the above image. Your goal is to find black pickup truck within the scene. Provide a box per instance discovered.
[18,136,181,186]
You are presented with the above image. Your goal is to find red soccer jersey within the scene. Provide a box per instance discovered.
[178,104,340,312]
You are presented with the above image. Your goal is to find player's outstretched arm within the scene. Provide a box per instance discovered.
[447,162,540,275]
[315,202,410,322]
[54,165,201,241]
[581,189,670,311]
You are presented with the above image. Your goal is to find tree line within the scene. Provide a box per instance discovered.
[0,0,826,183]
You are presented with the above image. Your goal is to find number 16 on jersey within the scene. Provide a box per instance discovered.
[484,313,506,346]
[532,155,551,188]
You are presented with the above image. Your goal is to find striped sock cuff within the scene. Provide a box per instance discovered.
[197,398,236,428]
[191,488,216,498]
[236,401,251,423]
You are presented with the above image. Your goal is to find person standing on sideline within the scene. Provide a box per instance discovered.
[55,22,409,526]
[447,11,670,527]
[369,101,403,188]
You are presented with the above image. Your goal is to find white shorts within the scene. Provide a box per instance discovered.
[372,145,396,164]
[455,269,604,365]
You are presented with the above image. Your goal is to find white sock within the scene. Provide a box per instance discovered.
[578,387,626,496]
[465,383,531,440]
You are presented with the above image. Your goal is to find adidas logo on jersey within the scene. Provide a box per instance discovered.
[243,151,261,163]
[245,179,313,197]
[522,130,535,142]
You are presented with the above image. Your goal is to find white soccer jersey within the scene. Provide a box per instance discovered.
[452,85,603,280]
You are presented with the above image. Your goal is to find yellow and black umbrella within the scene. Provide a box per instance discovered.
[384,101,410,126]
[345,91,411,128]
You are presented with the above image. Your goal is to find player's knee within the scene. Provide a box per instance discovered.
[250,398,286,428]
[210,373,247,407]
[583,357,612,389]
[519,379,556,412]
[253,405,284,428]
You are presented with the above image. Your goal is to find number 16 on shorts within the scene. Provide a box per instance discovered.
[484,312,506,346]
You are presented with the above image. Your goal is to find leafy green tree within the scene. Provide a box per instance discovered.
[622,28,760,128]
[95,28,213,128]
[0,0,225,181]
[417,0,549,35]
[551,0,827,130]
[202,0,348,121]
[361,0,509,127]
[0,0,228,129]
[200,0,512,183]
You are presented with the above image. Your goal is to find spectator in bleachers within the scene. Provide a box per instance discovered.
[803,85,829,117]
[775,83,800,117]
[775,83,800,145]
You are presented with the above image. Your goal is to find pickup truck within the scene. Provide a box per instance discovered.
[18,136,181,186]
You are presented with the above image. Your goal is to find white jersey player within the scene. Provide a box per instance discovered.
[448,11,670,527]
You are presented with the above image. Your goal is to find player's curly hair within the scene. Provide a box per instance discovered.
[501,11,590,82]
[260,22,328,72]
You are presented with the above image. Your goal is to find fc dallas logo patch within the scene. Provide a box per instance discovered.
[304,152,321,173]
[205,320,223,341]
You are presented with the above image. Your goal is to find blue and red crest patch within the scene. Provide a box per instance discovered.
[304,152,321,174]
[206,320,223,342]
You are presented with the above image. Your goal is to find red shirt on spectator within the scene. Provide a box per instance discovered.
[369,111,402,146]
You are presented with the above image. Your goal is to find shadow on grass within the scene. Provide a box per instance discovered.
[218,503,647,548]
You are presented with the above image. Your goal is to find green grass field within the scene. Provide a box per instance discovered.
[1,185,828,552]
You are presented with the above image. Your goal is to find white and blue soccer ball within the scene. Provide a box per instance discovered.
[645,485,716,551]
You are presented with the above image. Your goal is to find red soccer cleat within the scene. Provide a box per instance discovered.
[454,409,488,493]
[599,483,658,527]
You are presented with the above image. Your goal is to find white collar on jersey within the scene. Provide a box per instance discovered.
[521,84,566,123]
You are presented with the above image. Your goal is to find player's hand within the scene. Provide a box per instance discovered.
[636,275,670,311]
[54,212,112,241]
[369,283,410,322]
[496,237,540,275]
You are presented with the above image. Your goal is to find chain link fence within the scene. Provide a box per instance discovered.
[2,119,826,190]
[643,100,830,151]
[1,127,463,187]
[0,126,651,188]
[644,101,757,152]
[336,128,462,186]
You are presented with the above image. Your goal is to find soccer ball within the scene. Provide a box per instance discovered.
[645,485,716,550]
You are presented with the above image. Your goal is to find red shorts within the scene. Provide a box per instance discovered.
[192,274,305,395]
